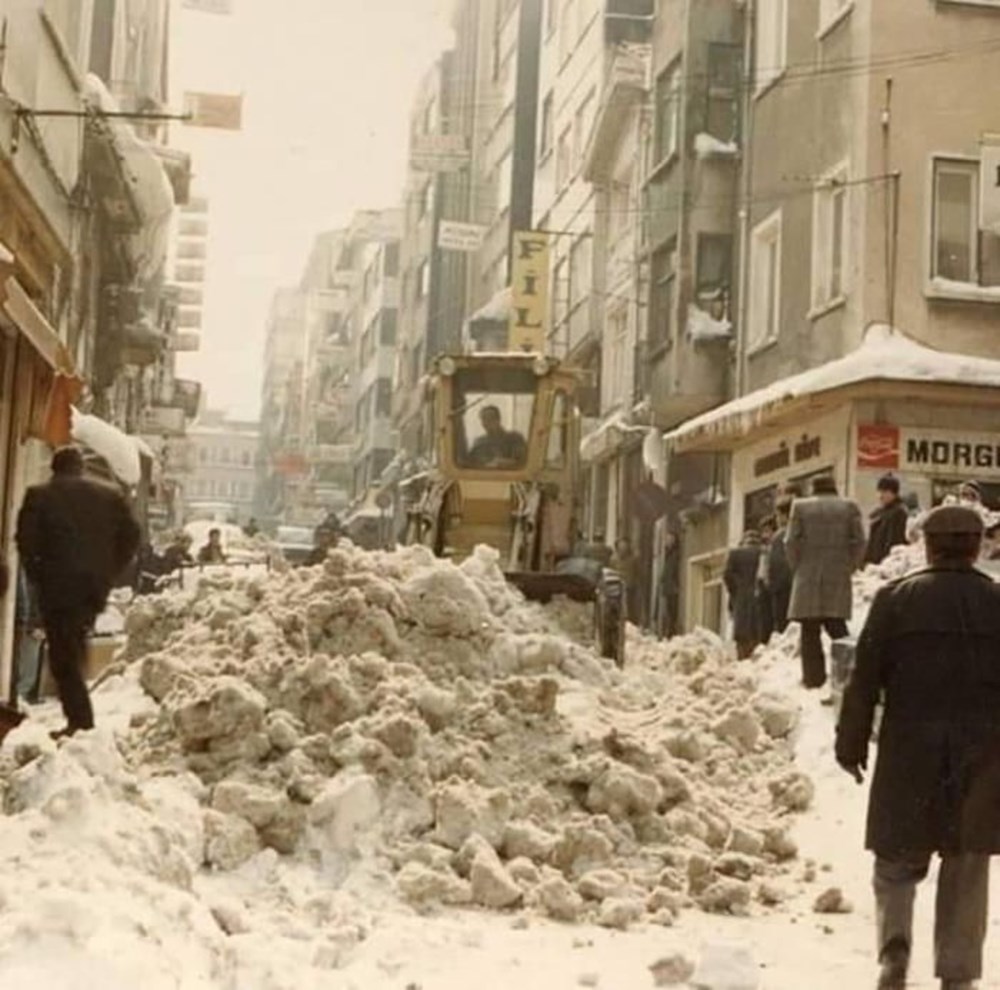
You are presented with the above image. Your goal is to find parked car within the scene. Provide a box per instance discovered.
[274,525,315,566]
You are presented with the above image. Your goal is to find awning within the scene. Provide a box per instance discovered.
[1,276,74,373]
[71,408,143,486]
[665,324,1000,454]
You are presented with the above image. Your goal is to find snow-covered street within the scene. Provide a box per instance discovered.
[3,542,998,989]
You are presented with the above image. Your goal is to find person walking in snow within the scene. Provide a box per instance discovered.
[16,447,140,736]
[786,475,866,689]
[197,528,227,565]
[724,530,763,660]
[836,504,1000,990]
[864,475,909,566]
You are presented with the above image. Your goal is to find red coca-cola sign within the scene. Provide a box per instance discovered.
[857,424,900,470]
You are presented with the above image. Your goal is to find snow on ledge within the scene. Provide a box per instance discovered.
[686,304,732,342]
[694,132,739,158]
[666,324,1000,450]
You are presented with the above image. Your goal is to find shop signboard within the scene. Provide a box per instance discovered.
[508,230,550,352]
[438,221,487,252]
[857,424,1000,479]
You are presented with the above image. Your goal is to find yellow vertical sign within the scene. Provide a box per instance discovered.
[508,230,550,352]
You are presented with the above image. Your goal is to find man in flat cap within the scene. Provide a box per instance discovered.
[837,504,1000,990]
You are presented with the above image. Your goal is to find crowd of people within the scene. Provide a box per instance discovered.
[723,473,1000,690]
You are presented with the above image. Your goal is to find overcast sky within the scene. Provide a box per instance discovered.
[171,0,453,420]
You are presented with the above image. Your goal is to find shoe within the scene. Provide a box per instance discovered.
[877,937,910,988]
[49,726,80,742]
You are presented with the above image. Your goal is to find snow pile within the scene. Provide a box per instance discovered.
[110,544,810,930]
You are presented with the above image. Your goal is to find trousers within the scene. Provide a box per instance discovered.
[14,629,42,701]
[875,853,991,982]
[799,617,849,688]
[43,603,96,732]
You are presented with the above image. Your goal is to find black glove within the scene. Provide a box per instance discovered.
[836,751,866,784]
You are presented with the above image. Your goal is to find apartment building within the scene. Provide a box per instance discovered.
[184,410,259,523]
[666,0,1000,632]
[342,211,402,505]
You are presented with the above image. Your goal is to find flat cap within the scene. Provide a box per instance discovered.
[923,504,984,536]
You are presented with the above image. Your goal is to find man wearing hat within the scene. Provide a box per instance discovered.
[786,474,866,688]
[864,475,909,566]
[837,504,1000,990]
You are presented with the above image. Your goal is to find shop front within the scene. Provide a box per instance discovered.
[665,327,1000,634]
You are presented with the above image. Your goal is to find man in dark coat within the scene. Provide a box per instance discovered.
[787,475,866,688]
[724,530,762,660]
[836,504,1000,990]
[864,474,909,566]
[16,447,140,735]
[766,496,794,634]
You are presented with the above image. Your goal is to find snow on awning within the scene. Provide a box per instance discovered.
[84,75,175,280]
[580,411,647,463]
[467,286,511,324]
[71,409,142,486]
[666,324,1000,453]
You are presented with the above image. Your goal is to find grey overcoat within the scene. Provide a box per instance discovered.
[786,494,866,620]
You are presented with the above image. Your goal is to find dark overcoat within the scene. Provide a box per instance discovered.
[724,546,761,641]
[836,565,1000,855]
[16,475,140,615]
[864,499,909,566]
[786,494,865,620]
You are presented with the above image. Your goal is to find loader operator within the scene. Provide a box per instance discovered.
[468,405,526,469]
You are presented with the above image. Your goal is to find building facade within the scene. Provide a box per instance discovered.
[184,410,258,523]
[668,0,1000,633]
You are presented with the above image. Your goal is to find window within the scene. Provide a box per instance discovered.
[695,233,733,301]
[384,243,400,277]
[573,89,596,168]
[379,310,398,346]
[417,260,431,299]
[569,236,592,310]
[220,447,231,464]
[654,63,681,166]
[812,165,849,309]
[556,126,573,189]
[242,450,251,467]
[932,158,979,284]
[376,378,393,417]
[608,173,632,246]
[706,43,742,144]
[418,181,434,220]
[539,91,555,160]
[750,211,782,348]
[649,244,677,350]
[755,0,788,92]
[199,447,207,464]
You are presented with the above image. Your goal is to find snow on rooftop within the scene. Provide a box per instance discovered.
[667,324,1000,449]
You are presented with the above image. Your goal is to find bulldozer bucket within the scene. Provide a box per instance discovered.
[504,570,597,604]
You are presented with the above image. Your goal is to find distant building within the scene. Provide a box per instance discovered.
[184,411,259,523]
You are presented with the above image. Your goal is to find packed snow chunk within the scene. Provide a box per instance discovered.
[396,861,472,907]
[172,676,267,750]
[414,684,458,731]
[551,824,616,878]
[769,771,815,812]
[729,826,765,857]
[713,852,762,882]
[432,781,512,850]
[712,708,762,753]
[752,692,800,739]
[691,941,760,990]
[586,763,663,821]
[401,563,491,637]
[279,657,364,733]
[369,711,423,758]
[493,675,559,716]
[210,897,253,936]
[140,652,191,702]
[813,887,854,914]
[697,878,752,916]
[597,895,644,929]
[535,873,586,922]
[211,779,284,828]
[204,810,261,870]
[470,847,523,909]
[309,771,381,853]
[763,825,799,862]
[578,868,632,902]
[650,953,697,987]
[502,819,558,863]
